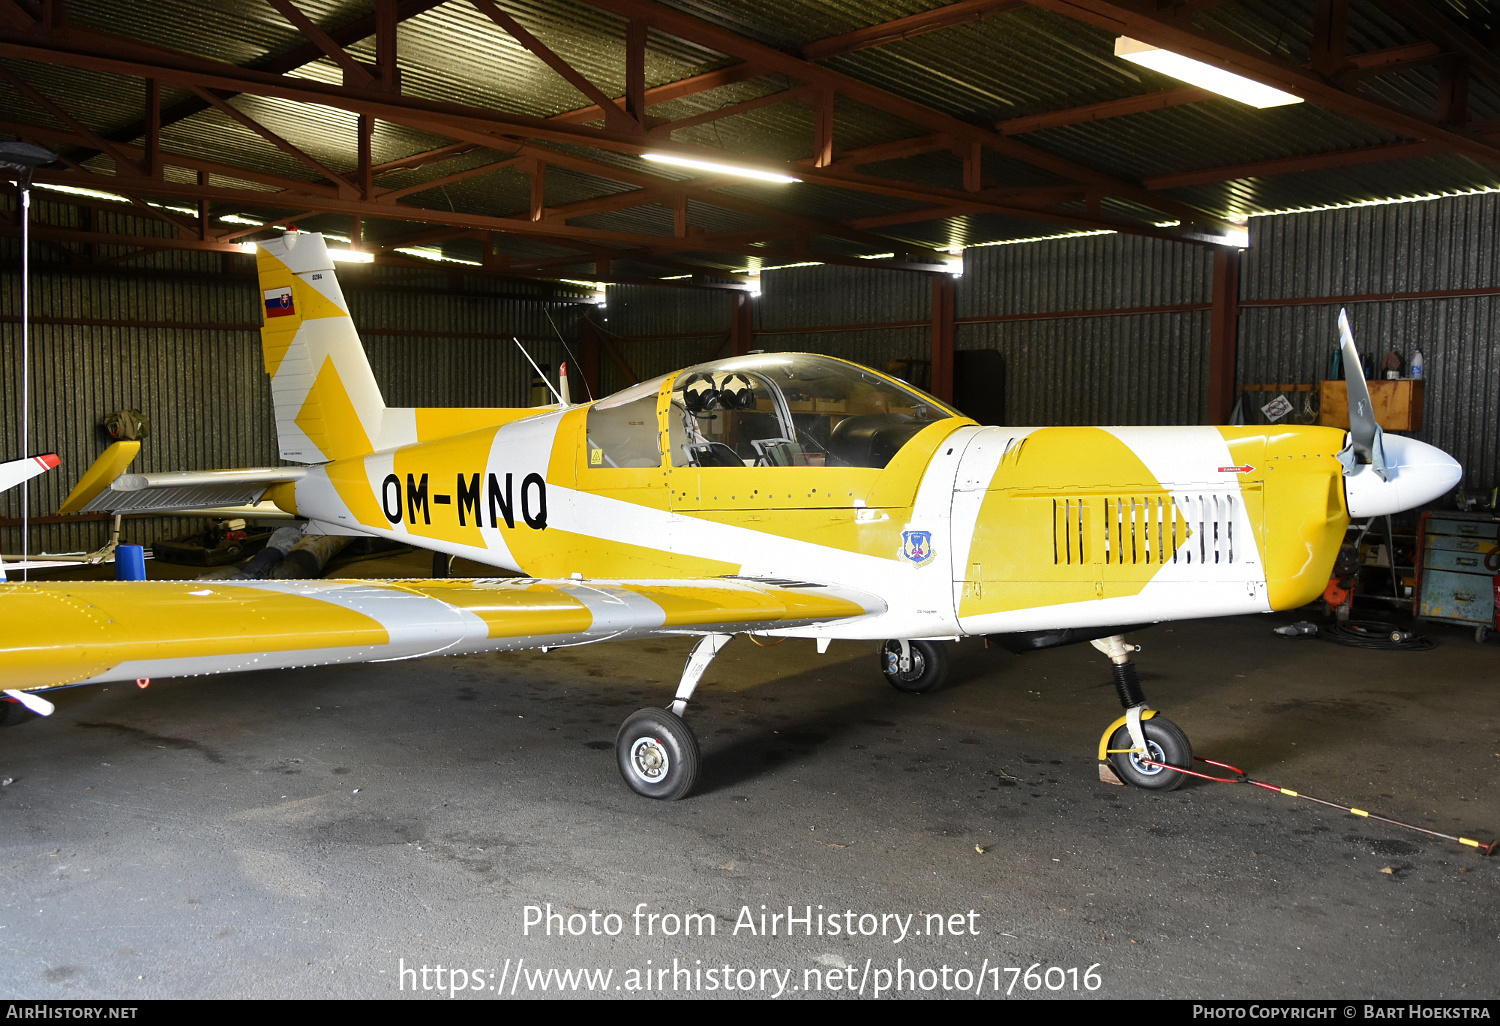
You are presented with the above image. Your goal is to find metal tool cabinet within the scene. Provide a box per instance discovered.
[1415,512,1500,641]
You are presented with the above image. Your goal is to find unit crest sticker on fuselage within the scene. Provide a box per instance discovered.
[901,529,935,567]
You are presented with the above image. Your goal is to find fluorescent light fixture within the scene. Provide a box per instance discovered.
[33,182,198,218]
[394,245,480,266]
[35,182,131,204]
[235,242,258,254]
[642,152,799,183]
[757,261,823,271]
[1115,37,1302,108]
[966,229,1116,250]
[558,279,609,303]
[328,247,374,263]
[1247,183,1500,219]
[219,213,265,227]
[945,248,964,277]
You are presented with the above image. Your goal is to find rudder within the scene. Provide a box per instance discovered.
[256,232,385,463]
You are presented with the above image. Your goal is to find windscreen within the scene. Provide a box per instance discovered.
[666,354,956,469]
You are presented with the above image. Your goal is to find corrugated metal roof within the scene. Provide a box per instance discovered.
[6,0,1500,280]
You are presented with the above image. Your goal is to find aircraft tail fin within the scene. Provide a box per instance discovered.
[255,233,385,464]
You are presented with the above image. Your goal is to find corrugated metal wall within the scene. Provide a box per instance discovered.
[602,234,1213,426]
[602,197,1500,491]
[0,203,582,555]
[753,262,931,370]
[6,190,1495,559]
[597,283,728,393]
[1240,192,1500,490]
[957,234,1212,425]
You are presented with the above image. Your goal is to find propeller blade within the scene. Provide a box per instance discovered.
[0,453,59,493]
[1337,309,1388,481]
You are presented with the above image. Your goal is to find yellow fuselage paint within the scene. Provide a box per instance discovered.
[960,427,1192,618]
[272,388,1350,623]
[1220,425,1349,610]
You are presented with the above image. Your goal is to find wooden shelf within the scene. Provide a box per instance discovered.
[1318,379,1425,431]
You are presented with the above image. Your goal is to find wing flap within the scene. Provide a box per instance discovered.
[0,576,883,691]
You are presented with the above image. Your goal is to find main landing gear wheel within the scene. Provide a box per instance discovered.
[616,707,700,801]
[880,640,949,694]
[1106,716,1192,791]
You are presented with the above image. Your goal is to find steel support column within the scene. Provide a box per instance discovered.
[930,273,955,403]
[1209,247,1241,424]
[579,316,603,400]
[730,291,753,356]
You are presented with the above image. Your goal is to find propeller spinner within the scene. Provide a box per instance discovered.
[1334,309,1461,517]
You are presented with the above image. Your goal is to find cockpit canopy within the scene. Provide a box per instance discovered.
[586,353,958,472]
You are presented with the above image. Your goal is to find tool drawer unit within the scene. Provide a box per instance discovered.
[1415,512,1499,640]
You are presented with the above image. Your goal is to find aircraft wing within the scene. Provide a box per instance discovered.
[0,576,884,693]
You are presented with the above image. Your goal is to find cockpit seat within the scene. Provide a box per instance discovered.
[827,413,925,468]
[683,441,744,467]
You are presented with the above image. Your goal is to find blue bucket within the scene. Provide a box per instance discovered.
[115,544,147,581]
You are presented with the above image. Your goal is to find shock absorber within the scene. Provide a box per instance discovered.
[1091,635,1145,710]
[1111,660,1146,710]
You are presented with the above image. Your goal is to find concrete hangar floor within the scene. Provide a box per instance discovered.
[0,550,1495,1001]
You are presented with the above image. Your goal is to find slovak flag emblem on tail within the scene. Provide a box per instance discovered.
[263,286,295,317]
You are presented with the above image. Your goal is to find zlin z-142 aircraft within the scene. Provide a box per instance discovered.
[1,232,1461,800]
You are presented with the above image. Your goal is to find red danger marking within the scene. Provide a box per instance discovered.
[1217,465,1255,474]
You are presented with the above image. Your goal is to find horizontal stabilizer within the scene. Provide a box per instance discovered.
[71,467,307,515]
[58,441,139,514]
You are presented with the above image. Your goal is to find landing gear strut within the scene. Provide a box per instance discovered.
[1091,635,1192,791]
[615,633,730,800]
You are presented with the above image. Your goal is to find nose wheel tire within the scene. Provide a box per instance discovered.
[880,640,949,694]
[1106,715,1192,791]
[616,707,700,800]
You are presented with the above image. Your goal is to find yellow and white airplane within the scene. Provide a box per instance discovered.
[2,232,1461,799]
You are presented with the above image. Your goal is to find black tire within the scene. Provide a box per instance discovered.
[880,640,949,694]
[616,707,700,800]
[1107,716,1192,791]
[431,551,454,578]
[0,699,28,727]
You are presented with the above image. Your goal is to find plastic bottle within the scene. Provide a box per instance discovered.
[1410,349,1424,379]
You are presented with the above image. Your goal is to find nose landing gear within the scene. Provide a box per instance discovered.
[1091,635,1192,791]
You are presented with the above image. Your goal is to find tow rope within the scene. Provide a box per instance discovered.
[1141,755,1497,856]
